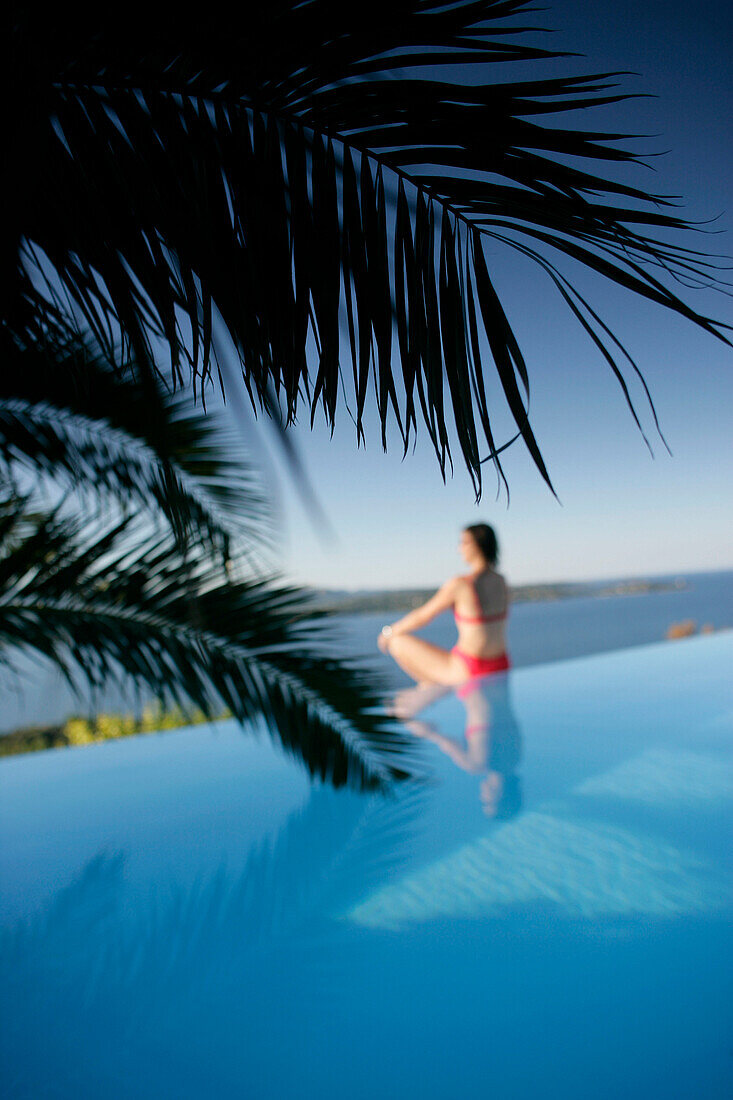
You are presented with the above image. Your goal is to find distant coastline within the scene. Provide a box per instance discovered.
[310,577,689,615]
[4,570,730,757]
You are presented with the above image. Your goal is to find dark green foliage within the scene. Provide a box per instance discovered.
[0,325,413,788]
[0,322,269,562]
[0,490,413,787]
[1,2,728,786]
[5,1,728,498]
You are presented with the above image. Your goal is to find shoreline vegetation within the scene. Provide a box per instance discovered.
[0,704,232,760]
[311,576,689,615]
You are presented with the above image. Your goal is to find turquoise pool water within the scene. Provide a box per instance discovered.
[1,634,731,1098]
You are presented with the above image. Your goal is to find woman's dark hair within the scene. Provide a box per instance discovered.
[464,523,498,566]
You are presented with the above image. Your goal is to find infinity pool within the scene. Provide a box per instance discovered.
[1,634,731,1098]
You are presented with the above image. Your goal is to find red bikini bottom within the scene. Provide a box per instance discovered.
[452,647,510,685]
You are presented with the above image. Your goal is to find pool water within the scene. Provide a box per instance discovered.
[1,635,731,1098]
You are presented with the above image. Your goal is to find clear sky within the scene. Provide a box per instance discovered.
[244,0,733,591]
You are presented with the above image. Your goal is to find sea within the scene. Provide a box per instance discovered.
[1,569,731,732]
[332,569,733,690]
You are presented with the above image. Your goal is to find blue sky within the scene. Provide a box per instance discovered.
[248,0,732,590]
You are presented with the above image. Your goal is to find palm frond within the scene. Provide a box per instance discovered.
[0,324,271,562]
[8,1,730,495]
[0,496,413,788]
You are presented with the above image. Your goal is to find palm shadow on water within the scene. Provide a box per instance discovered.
[0,774,430,1093]
[3,678,731,1096]
[0,677,523,1096]
[0,679,524,1034]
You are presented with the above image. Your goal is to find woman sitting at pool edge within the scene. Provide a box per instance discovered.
[377,523,511,687]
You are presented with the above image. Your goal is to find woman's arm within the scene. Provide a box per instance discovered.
[384,577,460,637]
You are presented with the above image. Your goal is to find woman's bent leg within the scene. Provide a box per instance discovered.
[388,633,465,686]
[389,681,451,720]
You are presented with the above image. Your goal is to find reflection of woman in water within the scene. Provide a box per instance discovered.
[378,523,510,687]
[407,674,522,819]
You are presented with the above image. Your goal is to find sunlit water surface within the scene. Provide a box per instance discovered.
[1,634,731,1099]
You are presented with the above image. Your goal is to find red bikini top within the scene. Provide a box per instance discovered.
[453,574,508,625]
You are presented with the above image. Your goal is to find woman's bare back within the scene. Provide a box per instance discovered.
[453,570,509,657]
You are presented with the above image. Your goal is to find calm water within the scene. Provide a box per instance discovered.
[2,569,731,730]
[1,633,731,1098]
[332,569,733,689]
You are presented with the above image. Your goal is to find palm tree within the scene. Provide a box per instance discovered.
[0,327,413,787]
[2,2,728,784]
[5,1,727,495]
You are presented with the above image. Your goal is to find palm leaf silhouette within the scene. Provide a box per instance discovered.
[0,325,413,788]
[7,1,729,498]
[0,323,270,563]
[0,495,414,786]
